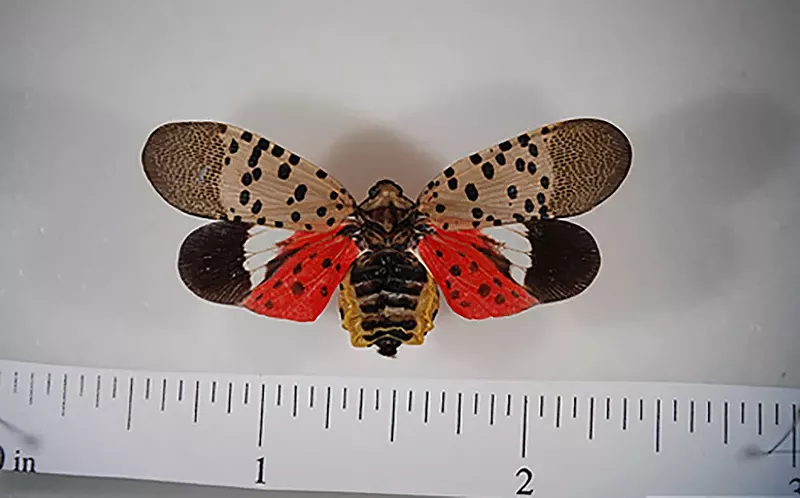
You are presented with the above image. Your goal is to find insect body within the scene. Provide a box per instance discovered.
[142,118,632,357]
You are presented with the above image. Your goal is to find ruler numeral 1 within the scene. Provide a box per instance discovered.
[255,456,266,485]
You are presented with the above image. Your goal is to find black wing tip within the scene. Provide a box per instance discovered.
[177,221,253,306]
[522,218,601,304]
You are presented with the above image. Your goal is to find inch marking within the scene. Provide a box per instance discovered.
[723,401,729,445]
[390,389,397,442]
[325,387,331,429]
[293,385,298,418]
[588,397,595,440]
[521,395,529,458]
[456,392,463,435]
[622,397,628,430]
[258,383,266,447]
[555,395,562,428]
[61,374,68,417]
[28,373,34,406]
[490,393,496,426]
[358,387,364,421]
[161,379,167,412]
[127,377,134,431]
[95,375,101,409]
[226,382,233,414]
[655,398,662,453]
[424,391,430,423]
[193,380,200,423]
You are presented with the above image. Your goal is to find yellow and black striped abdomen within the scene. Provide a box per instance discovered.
[338,249,439,357]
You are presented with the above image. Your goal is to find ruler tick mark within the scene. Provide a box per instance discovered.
[723,401,729,445]
[258,383,265,447]
[740,401,745,424]
[293,385,298,418]
[572,396,578,418]
[193,380,200,423]
[622,397,628,430]
[539,395,545,418]
[390,389,397,442]
[521,395,528,458]
[13,371,19,394]
[95,375,102,408]
[127,377,134,430]
[424,390,429,423]
[276,384,282,407]
[145,378,151,400]
[639,398,644,421]
[113,376,119,399]
[407,390,413,412]
[28,372,34,406]
[655,398,661,453]
[440,391,446,414]
[689,400,695,433]
[707,400,712,423]
[244,382,250,405]
[161,379,167,412]
[792,403,797,468]
[606,397,611,421]
[556,395,562,428]
[673,399,678,423]
[758,402,763,435]
[226,382,232,414]
[506,394,512,417]
[775,402,780,425]
[374,388,379,411]
[310,385,316,409]
[61,374,68,417]
[79,374,85,397]
[358,387,363,421]
[490,393,495,426]
[211,381,217,404]
[588,397,595,440]
[342,387,348,411]
[456,392,463,435]
[177,379,183,402]
[473,392,479,416]
[325,387,331,429]
[46,372,51,396]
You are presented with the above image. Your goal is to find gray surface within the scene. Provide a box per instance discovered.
[1,0,799,496]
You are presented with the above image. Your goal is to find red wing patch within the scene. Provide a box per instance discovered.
[242,230,359,322]
[417,227,537,319]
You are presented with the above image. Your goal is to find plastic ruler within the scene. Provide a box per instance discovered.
[0,359,798,498]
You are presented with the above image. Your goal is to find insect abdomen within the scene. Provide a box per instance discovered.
[338,250,439,356]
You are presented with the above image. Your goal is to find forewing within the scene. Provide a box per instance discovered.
[177,221,360,322]
[417,218,601,318]
[142,121,357,231]
[417,118,632,230]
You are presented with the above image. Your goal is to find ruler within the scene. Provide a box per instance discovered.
[0,359,798,497]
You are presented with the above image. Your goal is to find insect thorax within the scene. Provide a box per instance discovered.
[337,180,439,357]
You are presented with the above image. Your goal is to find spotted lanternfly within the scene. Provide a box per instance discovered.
[142,118,632,357]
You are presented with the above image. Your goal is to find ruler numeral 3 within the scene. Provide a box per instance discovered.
[515,466,535,495]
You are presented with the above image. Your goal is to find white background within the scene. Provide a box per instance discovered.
[1,0,799,496]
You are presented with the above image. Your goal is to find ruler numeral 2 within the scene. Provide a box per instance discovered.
[515,466,535,495]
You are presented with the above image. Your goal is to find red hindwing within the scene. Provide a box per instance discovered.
[417,227,537,319]
[242,230,359,322]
